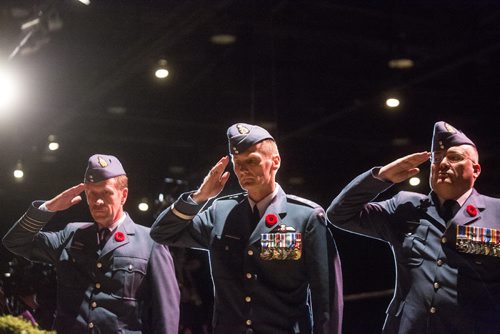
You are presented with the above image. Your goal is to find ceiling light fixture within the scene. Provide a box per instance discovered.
[48,134,60,151]
[210,33,237,45]
[385,97,400,108]
[388,58,414,69]
[154,59,169,79]
[13,161,24,180]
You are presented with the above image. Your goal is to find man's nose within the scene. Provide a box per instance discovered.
[95,198,104,205]
[439,161,450,170]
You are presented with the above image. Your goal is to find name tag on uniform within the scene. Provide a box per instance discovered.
[456,225,500,257]
[260,225,302,260]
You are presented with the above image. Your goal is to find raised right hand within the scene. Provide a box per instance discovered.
[45,183,85,212]
[377,152,431,184]
[192,156,230,203]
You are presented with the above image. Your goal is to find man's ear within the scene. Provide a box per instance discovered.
[272,154,281,171]
[121,187,129,205]
[473,163,481,179]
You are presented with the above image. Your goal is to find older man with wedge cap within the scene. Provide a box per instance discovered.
[151,123,343,334]
[3,154,180,334]
[327,121,500,333]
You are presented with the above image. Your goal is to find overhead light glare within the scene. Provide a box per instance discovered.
[0,67,21,114]
[210,34,237,45]
[13,161,24,179]
[386,98,400,108]
[21,18,41,31]
[77,0,91,5]
[138,202,149,212]
[388,58,414,69]
[48,142,60,151]
[155,59,169,79]
[409,177,421,186]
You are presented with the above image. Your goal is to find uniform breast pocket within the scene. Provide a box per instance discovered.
[110,256,148,300]
[401,223,429,267]
[211,235,245,278]
[58,251,91,289]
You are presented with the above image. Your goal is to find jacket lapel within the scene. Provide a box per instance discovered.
[248,186,287,245]
[100,214,133,258]
[455,189,484,226]
[426,193,446,228]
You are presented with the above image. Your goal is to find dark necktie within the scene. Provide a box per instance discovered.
[441,200,460,222]
[98,228,110,248]
[251,205,260,231]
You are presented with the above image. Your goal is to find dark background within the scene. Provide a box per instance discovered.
[1,1,500,332]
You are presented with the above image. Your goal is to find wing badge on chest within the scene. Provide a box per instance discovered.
[260,224,302,260]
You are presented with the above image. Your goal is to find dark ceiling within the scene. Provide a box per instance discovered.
[1,1,500,331]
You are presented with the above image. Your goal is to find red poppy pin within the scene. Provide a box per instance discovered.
[265,214,278,227]
[466,205,478,217]
[114,231,126,242]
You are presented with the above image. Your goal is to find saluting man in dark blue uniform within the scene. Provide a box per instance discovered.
[150,123,343,334]
[328,121,500,333]
[3,154,180,333]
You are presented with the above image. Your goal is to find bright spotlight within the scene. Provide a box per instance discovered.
[13,168,24,179]
[154,59,169,79]
[386,98,400,108]
[138,202,149,212]
[48,142,60,151]
[409,177,421,186]
[0,68,21,114]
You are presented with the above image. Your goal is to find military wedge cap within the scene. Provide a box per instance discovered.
[84,154,126,183]
[431,121,475,152]
[227,123,274,155]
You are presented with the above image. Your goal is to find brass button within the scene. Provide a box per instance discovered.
[96,262,102,268]
[441,237,447,244]
[88,322,94,329]
[91,301,97,308]
[433,282,440,289]
[245,319,252,326]
[245,296,252,303]
[437,259,444,266]
[245,273,252,279]
[247,250,254,256]
[430,307,437,314]
[95,282,101,289]
[128,264,133,271]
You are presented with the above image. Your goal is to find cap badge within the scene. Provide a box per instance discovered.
[236,124,250,134]
[97,156,108,168]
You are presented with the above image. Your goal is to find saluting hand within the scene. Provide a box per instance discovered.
[192,156,231,203]
[377,152,431,184]
[45,183,86,212]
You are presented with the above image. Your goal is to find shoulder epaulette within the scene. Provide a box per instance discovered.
[286,194,321,209]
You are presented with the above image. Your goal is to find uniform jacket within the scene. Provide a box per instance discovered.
[150,185,343,334]
[2,201,180,334]
[327,169,500,334]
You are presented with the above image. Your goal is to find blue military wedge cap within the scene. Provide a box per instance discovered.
[431,121,475,152]
[227,123,274,154]
[84,154,126,183]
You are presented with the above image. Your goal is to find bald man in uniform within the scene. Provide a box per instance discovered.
[328,121,500,333]
[151,123,343,334]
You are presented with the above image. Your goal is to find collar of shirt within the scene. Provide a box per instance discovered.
[248,183,281,217]
[104,212,127,232]
[436,188,473,208]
